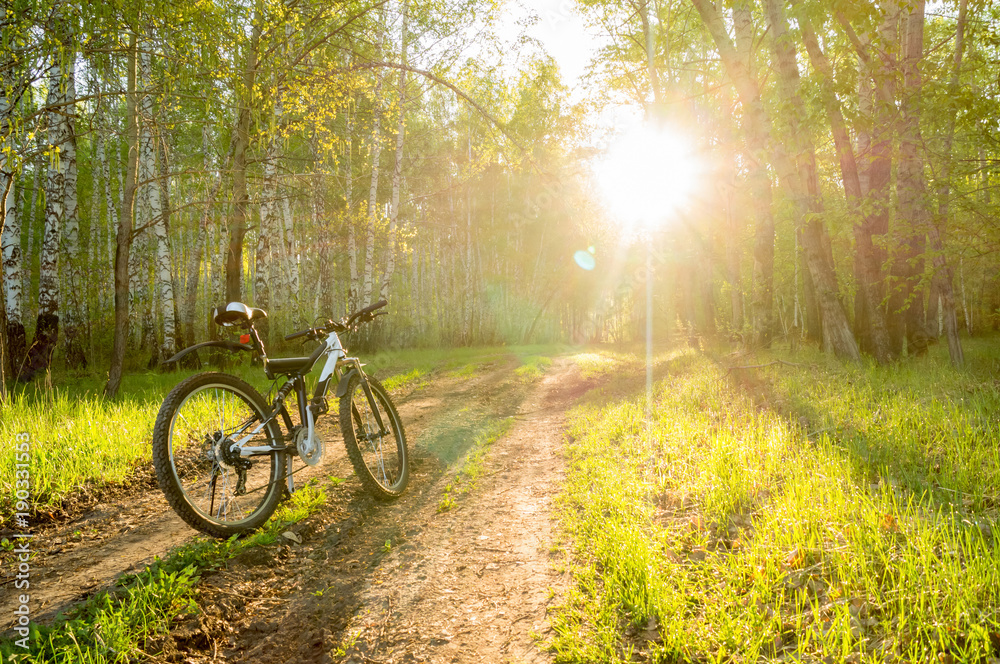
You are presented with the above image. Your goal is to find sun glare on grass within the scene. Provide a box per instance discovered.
[594,122,703,234]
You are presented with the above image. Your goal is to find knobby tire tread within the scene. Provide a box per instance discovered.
[152,372,285,538]
[339,375,409,500]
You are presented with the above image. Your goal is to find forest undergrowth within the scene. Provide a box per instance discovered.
[553,338,1000,663]
[0,480,330,664]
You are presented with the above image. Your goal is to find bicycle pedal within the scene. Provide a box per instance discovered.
[310,396,329,416]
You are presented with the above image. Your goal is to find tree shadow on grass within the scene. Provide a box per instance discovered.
[716,354,999,520]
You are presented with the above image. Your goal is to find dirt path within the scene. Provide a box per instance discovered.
[336,358,587,664]
[0,359,509,628]
[4,356,593,664]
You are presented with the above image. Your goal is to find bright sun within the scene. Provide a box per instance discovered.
[593,122,703,233]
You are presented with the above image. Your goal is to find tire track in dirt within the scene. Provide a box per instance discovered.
[0,358,516,634]
[171,356,591,664]
[336,357,589,664]
[162,356,534,663]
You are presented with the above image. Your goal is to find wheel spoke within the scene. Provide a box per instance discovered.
[157,376,284,535]
[339,376,407,499]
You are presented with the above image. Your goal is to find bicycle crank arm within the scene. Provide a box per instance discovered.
[239,445,293,457]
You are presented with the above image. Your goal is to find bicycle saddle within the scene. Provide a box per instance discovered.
[214,302,268,326]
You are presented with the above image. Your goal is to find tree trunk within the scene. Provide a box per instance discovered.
[362,24,386,309]
[28,53,75,378]
[58,51,83,370]
[379,0,409,303]
[225,16,260,304]
[345,101,358,312]
[185,128,229,350]
[280,191,303,328]
[930,0,968,368]
[892,0,930,356]
[99,103,118,317]
[256,122,277,332]
[725,0,774,348]
[799,17,893,364]
[24,158,40,312]
[638,0,662,104]
[1,100,23,378]
[463,134,474,343]
[0,68,15,393]
[763,0,859,360]
[140,47,176,362]
[105,31,140,399]
[691,0,774,349]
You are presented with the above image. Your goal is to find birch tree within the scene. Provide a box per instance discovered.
[928,0,967,367]
[27,24,78,377]
[138,45,177,361]
[0,80,16,389]
[379,0,410,303]
[105,30,140,398]
[362,13,387,308]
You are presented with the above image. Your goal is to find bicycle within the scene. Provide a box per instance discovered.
[152,299,407,538]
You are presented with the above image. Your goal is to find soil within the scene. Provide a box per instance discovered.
[2,355,593,664]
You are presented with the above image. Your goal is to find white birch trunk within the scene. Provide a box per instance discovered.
[96,80,117,317]
[59,55,83,367]
[1,172,18,323]
[346,103,358,311]
[139,48,176,360]
[463,135,473,342]
[362,23,387,307]
[29,54,72,375]
[379,0,409,303]
[156,138,176,359]
[39,63,66,317]
[104,136,116,295]
[1,76,20,329]
[23,161,39,305]
[255,129,277,313]
[280,192,303,328]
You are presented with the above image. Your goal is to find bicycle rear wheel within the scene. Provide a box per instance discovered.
[152,372,286,538]
[339,374,409,500]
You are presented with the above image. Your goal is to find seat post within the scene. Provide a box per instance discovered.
[246,323,269,362]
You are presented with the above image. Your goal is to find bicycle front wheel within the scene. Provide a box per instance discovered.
[152,372,286,538]
[339,374,409,500]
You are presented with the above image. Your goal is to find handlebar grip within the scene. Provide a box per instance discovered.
[346,300,389,326]
[359,299,388,315]
[285,328,310,341]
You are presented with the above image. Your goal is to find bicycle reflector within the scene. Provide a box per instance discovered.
[240,334,251,344]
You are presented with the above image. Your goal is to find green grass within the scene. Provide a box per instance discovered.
[569,348,640,381]
[0,344,562,526]
[514,354,554,382]
[0,365,269,525]
[445,362,481,378]
[381,368,428,392]
[552,339,1000,663]
[438,417,516,512]
[0,479,331,663]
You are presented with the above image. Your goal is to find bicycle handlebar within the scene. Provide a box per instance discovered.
[346,300,387,326]
[284,300,388,342]
[285,328,313,341]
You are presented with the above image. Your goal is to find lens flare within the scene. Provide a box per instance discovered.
[574,250,596,271]
[593,122,703,232]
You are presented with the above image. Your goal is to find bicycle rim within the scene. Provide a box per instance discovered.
[347,381,406,494]
[167,382,281,527]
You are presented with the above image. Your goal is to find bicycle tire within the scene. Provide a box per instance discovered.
[339,374,409,500]
[152,372,286,538]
